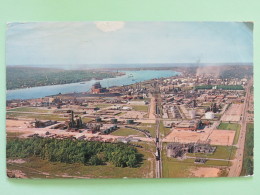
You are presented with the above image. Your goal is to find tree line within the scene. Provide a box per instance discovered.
[7,67,120,90]
[7,138,143,168]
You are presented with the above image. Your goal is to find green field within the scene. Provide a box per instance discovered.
[82,117,94,123]
[111,127,145,137]
[162,159,194,178]
[7,66,120,90]
[136,123,156,137]
[217,123,241,144]
[131,105,149,112]
[7,107,50,113]
[7,146,155,179]
[186,145,236,160]
[240,123,254,176]
[218,123,240,130]
[6,112,67,121]
[162,144,232,178]
[159,121,172,137]
[6,132,25,138]
[136,141,156,153]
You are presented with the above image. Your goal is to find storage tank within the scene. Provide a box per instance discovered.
[189,110,196,119]
[205,112,215,119]
[127,119,134,124]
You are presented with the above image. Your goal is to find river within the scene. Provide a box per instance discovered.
[6,70,179,100]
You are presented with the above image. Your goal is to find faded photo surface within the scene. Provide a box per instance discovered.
[6,22,253,178]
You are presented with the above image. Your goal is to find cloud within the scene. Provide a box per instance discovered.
[95,21,124,32]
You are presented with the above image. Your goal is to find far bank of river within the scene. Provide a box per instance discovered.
[7,70,179,100]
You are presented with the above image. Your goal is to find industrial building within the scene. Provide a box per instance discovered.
[91,82,108,94]
[166,142,216,158]
[29,120,57,128]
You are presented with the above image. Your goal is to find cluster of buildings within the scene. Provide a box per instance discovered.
[166,142,216,159]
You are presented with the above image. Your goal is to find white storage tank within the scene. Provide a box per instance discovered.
[205,111,215,119]
[189,110,196,119]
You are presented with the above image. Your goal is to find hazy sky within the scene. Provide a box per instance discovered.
[6,22,253,66]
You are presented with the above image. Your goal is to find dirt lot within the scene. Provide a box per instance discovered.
[163,129,208,143]
[191,167,220,177]
[163,129,235,146]
[149,97,156,119]
[6,119,154,142]
[136,119,156,124]
[221,104,243,122]
[208,130,235,146]
[6,119,29,128]
[7,159,26,164]
[121,111,147,119]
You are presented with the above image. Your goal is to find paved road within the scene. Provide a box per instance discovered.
[228,79,252,177]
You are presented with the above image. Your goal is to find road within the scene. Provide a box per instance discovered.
[228,79,252,177]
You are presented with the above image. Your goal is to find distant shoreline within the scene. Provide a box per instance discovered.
[6,68,126,90]
[6,66,183,90]
[7,70,180,100]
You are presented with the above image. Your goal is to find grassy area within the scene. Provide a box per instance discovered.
[163,161,193,178]
[217,123,241,144]
[136,123,156,137]
[131,105,149,112]
[7,146,155,178]
[240,123,254,176]
[162,144,232,178]
[159,121,171,137]
[218,123,240,130]
[7,107,50,113]
[204,160,231,166]
[111,128,145,137]
[6,112,67,121]
[82,117,94,123]
[6,132,25,138]
[161,144,193,178]
[136,141,156,153]
[186,146,236,160]
[7,66,120,90]
[95,104,112,108]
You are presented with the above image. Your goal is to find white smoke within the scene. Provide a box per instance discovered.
[196,66,223,77]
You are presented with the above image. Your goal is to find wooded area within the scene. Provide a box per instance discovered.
[7,67,120,90]
[7,138,143,168]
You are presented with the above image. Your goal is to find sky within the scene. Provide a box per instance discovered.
[6,22,253,67]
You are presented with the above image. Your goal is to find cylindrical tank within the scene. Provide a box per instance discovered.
[111,118,118,124]
[205,112,215,119]
[95,117,102,122]
[127,119,134,124]
[189,110,196,119]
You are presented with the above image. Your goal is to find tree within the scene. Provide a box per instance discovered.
[89,155,103,165]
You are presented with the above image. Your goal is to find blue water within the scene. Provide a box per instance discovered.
[6,70,179,100]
